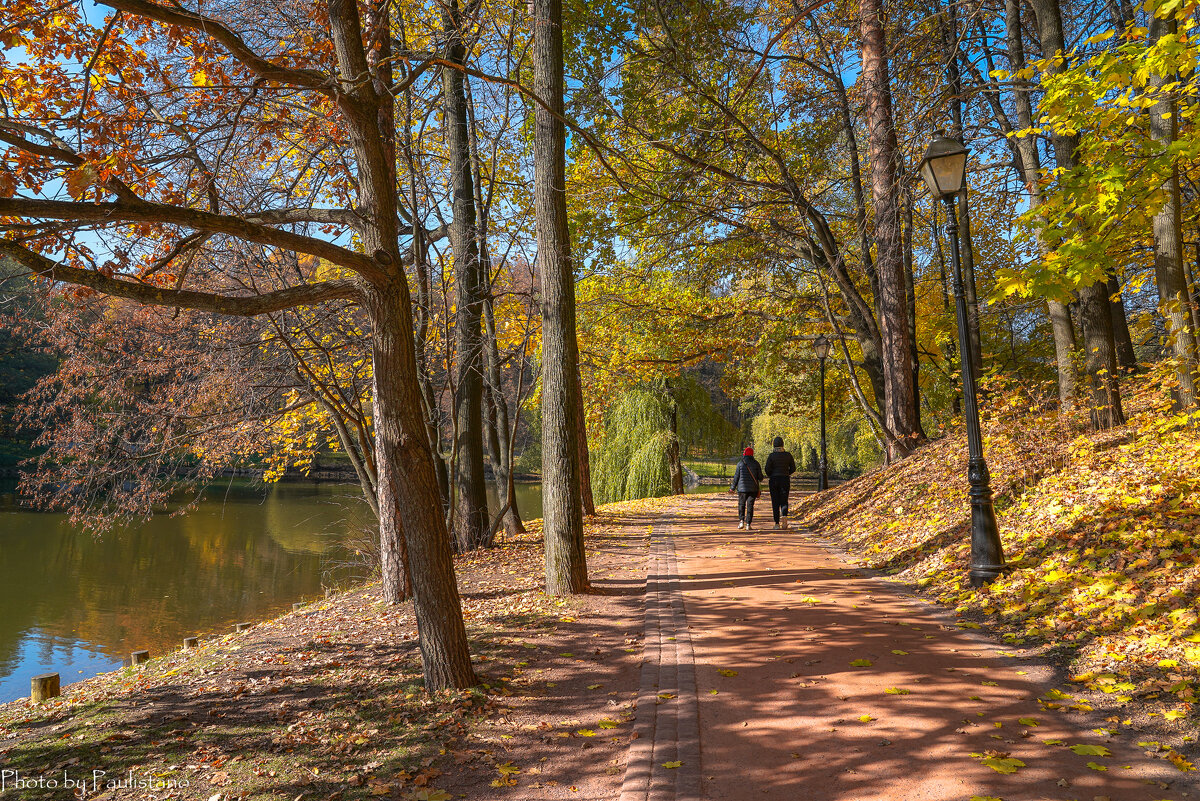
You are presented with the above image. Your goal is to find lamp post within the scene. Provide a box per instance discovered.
[919,132,1007,587]
[813,333,830,491]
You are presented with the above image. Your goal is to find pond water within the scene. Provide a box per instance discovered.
[0,478,723,703]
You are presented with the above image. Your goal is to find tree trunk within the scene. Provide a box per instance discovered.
[367,283,477,689]
[533,0,589,595]
[666,382,685,495]
[442,4,490,549]
[1149,13,1198,408]
[859,0,922,458]
[571,339,597,516]
[327,0,476,690]
[1107,271,1138,372]
[902,186,923,433]
[482,298,525,536]
[1028,0,1123,426]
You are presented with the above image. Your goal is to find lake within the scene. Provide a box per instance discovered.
[0,479,723,703]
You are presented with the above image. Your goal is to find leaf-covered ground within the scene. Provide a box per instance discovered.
[0,496,679,800]
[794,375,1200,772]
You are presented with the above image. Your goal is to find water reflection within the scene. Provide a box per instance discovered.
[0,481,366,702]
[0,478,726,703]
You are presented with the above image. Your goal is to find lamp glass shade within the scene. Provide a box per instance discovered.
[813,334,830,360]
[918,135,968,197]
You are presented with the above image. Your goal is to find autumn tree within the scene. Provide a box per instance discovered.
[0,0,476,689]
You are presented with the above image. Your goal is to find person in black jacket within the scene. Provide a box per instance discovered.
[763,436,797,529]
[730,446,764,530]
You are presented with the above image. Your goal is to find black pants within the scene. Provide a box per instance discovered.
[769,476,790,523]
[737,492,757,524]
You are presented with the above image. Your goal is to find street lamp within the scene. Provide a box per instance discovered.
[919,132,1007,588]
[813,333,830,492]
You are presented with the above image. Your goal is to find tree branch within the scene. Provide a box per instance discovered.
[0,197,384,279]
[0,239,364,316]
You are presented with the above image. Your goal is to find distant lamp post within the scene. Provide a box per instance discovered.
[919,132,1007,588]
[813,333,830,492]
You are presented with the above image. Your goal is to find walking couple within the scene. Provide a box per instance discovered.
[729,436,796,531]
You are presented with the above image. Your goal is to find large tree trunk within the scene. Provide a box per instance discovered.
[328,0,476,690]
[443,4,490,549]
[1149,13,1199,408]
[859,0,922,459]
[1028,0,1123,426]
[534,0,589,594]
[367,283,477,689]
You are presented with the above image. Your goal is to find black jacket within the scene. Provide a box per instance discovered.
[764,449,796,479]
[730,455,764,494]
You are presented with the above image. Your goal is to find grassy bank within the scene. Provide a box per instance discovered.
[0,496,679,800]
[794,372,1200,769]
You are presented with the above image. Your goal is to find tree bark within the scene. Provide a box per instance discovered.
[442,3,490,549]
[1107,271,1138,372]
[859,0,922,459]
[482,297,525,536]
[1149,12,1198,407]
[571,337,597,516]
[328,0,477,689]
[366,282,477,689]
[533,0,589,594]
[902,185,922,433]
[1028,0,1124,426]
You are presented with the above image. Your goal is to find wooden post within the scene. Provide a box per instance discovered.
[130,650,150,665]
[31,673,60,701]
[235,622,253,633]
[182,636,199,650]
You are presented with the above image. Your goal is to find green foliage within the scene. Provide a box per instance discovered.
[994,0,1200,301]
[591,385,675,503]
[750,411,878,475]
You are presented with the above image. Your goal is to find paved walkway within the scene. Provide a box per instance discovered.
[624,493,1186,801]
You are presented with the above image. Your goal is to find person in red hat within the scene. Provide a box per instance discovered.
[729,446,764,530]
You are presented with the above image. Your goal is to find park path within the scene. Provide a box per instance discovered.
[623,492,1185,801]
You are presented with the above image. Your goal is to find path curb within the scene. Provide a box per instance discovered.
[620,513,700,801]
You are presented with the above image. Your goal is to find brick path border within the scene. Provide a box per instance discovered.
[619,513,700,801]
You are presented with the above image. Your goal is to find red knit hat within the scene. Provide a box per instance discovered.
[743,447,754,456]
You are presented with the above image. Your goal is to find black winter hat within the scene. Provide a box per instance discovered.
[773,436,784,448]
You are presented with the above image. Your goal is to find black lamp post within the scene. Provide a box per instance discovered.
[813,333,830,491]
[919,133,1007,587]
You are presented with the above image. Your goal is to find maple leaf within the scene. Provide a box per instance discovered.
[64,163,99,199]
[662,761,682,769]
[1069,744,1110,756]
[850,659,872,667]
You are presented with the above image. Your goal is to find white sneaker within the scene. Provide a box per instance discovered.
[781,518,789,530]
[774,523,780,529]
[745,522,753,530]
[737,521,744,529]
